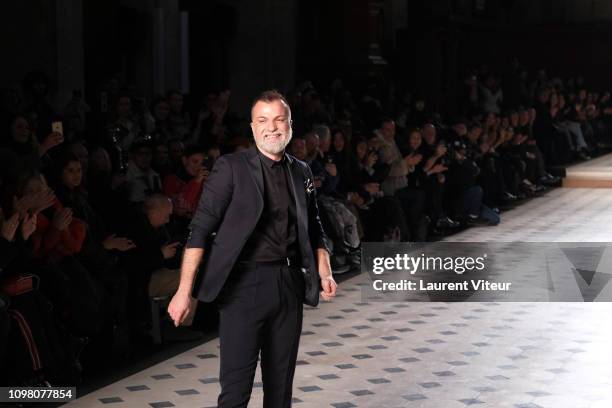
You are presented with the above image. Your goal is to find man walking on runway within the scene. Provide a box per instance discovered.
[168,89,338,407]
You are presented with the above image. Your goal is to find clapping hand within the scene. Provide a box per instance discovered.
[0,209,19,242]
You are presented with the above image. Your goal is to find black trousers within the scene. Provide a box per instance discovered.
[217,262,304,408]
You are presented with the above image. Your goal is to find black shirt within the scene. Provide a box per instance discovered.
[238,149,299,263]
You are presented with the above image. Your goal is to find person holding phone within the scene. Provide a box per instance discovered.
[2,114,64,178]
[162,145,209,220]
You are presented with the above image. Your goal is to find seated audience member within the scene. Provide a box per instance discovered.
[533,87,570,164]
[50,152,134,343]
[516,108,559,186]
[329,128,352,193]
[304,128,321,163]
[151,141,172,179]
[375,118,409,196]
[306,130,340,195]
[344,136,412,242]
[167,90,192,141]
[87,145,129,230]
[190,90,231,148]
[2,113,64,179]
[167,139,185,175]
[145,97,173,143]
[17,174,104,338]
[446,141,500,225]
[163,145,208,218]
[206,144,221,162]
[0,204,83,386]
[420,123,460,231]
[125,139,162,204]
[122,194,198,341]
[108,94,140,153]
[288,138,308,162]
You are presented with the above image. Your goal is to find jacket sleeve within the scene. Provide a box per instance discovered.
[305,163,332,254]
[185,155,234,249]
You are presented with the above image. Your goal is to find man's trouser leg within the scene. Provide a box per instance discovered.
[217,263,303,408]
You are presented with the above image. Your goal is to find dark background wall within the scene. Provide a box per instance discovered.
[1,0,612,116]
[0,2,57,96]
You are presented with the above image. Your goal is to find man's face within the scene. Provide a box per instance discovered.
[333,132,345,152]
[148,201,172,228]
[305,133,319,154]
[290,139,307,161]
[251,100,293,157]
[319,135,331,153]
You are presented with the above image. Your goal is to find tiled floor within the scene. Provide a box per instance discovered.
[65,188,612,408]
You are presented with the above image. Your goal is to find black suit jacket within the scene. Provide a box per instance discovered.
[186,146,330,306]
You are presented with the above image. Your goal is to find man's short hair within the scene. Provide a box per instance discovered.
[251,89,291,118]
[143,193,171,212]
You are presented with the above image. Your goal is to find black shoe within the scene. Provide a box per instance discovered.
[436,216,461,229]
[539,174,560,186]
[576,150,591,161]
[502,191,517,202]
[534,184,547,193]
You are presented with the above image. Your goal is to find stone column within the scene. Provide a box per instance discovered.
[55,0,85,107]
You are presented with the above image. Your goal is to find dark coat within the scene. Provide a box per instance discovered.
[186,146,330,306]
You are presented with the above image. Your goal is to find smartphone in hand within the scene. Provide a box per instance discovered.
[51,121,64,136]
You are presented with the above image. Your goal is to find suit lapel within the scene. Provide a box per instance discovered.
[286,155,312,264]
[244,146,264,200]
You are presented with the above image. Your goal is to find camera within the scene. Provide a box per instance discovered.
[202,155,215,171]
[106,124,129,173]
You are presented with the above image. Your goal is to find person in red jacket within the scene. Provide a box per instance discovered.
[18,174,86,262]
[162,145,211,219]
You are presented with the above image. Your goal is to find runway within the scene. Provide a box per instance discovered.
[67,188,612,408]
[563,152,612,188]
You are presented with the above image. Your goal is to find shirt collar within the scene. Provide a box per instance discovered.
[257,148,286,168]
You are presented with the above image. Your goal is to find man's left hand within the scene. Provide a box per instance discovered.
[316,249,337,301]
[320,275,337,302]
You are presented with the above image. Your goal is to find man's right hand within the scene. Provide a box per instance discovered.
[161,241,181,259]
[168,291,193,327]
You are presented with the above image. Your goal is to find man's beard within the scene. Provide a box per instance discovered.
[256,130,293,155]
